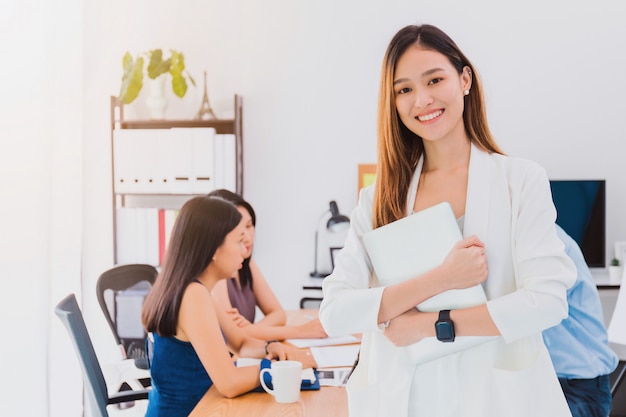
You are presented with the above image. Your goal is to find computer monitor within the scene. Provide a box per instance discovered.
[549,179,606,268]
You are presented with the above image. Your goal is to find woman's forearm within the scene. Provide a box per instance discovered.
[384,303,500,347]
[377,266,448,324]
[237,336,268,358]
[254,310,287,327]
[450,304,500,337]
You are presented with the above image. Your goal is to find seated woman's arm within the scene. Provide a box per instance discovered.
[238,260,327,340]
[248,259,287,326]
[178,282,268,398]
[213,260,327,340]
[210,260,286,327]
[209,287,318,368]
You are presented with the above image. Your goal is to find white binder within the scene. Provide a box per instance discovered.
[113,129,169,194]
[168,128,194,194]
[191,128,216,194]
[214,134,236,192]
[113,129,141,194]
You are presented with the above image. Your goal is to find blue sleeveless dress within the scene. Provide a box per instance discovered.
[144,333,213,417]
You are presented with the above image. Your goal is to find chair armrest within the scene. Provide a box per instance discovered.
[107,388,151,405]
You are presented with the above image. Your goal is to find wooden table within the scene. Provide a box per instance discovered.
[189,309,349,416]
[188,384,347,417]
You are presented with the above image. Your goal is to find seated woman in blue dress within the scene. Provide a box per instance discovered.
[142,196,316,417]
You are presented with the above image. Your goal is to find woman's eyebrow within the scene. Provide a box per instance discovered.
[393,67,445,85]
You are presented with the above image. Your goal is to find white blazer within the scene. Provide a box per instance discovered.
[319,145,576,417]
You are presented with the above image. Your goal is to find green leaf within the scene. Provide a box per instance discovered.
[147,49,170,79]
[171,72,188,98]
[169,50,189,98]
[119,49,195,102]
[170,50,185,74]
[119,54,144,104]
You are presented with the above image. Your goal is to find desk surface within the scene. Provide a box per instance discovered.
[189,308,349,417]
[188,384,347,417]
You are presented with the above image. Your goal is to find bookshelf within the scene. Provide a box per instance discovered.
[110,95,243,265]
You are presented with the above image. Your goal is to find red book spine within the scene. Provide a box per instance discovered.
[158,209,166,266]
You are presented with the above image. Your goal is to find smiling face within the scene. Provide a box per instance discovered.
[393,45,472,145]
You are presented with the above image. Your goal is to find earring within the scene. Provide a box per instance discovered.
[464,89,470,96]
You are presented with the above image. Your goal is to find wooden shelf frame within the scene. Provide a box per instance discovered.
[109,95,244,264]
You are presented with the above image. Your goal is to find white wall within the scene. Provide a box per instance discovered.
[1,1,84,416]
[83,0,626,369]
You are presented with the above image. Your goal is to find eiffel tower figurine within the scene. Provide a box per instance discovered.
[195,71,218,120]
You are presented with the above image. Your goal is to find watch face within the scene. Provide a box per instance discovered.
[436,320,455,342]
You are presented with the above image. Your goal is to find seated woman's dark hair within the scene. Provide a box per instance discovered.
[142,195,242,336]
[207,189,256,226]
[206,189,256,288]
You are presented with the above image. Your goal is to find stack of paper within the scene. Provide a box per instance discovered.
[286,335,361,387]
[286,335,359,348]
[310,344,360,369]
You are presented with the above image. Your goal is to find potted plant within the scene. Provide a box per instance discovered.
[118,49,196,106]
[609,257,622,284]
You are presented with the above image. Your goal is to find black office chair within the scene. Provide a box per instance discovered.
[610,360,626,417]
[612,360,626,396]
[96,264,158,372]
[55,294,150,417]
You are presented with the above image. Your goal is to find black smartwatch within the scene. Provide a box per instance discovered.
[435,310,455,342]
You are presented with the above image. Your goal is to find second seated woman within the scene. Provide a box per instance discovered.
[208,189,327,341]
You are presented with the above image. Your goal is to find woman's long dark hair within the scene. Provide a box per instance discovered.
[142,196,242,336]
[207,189,256,289]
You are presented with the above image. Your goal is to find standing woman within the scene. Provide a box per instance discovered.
[142,196,293,417]
[319,24,576,417]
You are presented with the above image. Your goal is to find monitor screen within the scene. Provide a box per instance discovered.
[549,180,606,268]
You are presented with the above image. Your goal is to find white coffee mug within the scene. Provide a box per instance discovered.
[259,360,302,403]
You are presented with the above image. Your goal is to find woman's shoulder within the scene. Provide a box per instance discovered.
[183,280,212,301]
[485,151,547,180]
[351,184,375,233]
[359,181,375,203]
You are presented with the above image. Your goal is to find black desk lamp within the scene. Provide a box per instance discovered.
[310,201,350,278]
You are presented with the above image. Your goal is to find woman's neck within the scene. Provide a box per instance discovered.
[196,268,219,291]
[422,138,470,173]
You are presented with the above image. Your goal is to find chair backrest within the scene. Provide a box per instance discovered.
[96,264,158,363]
[611,361,626,396]
[608,279,626,411]
[55,293,110,417]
